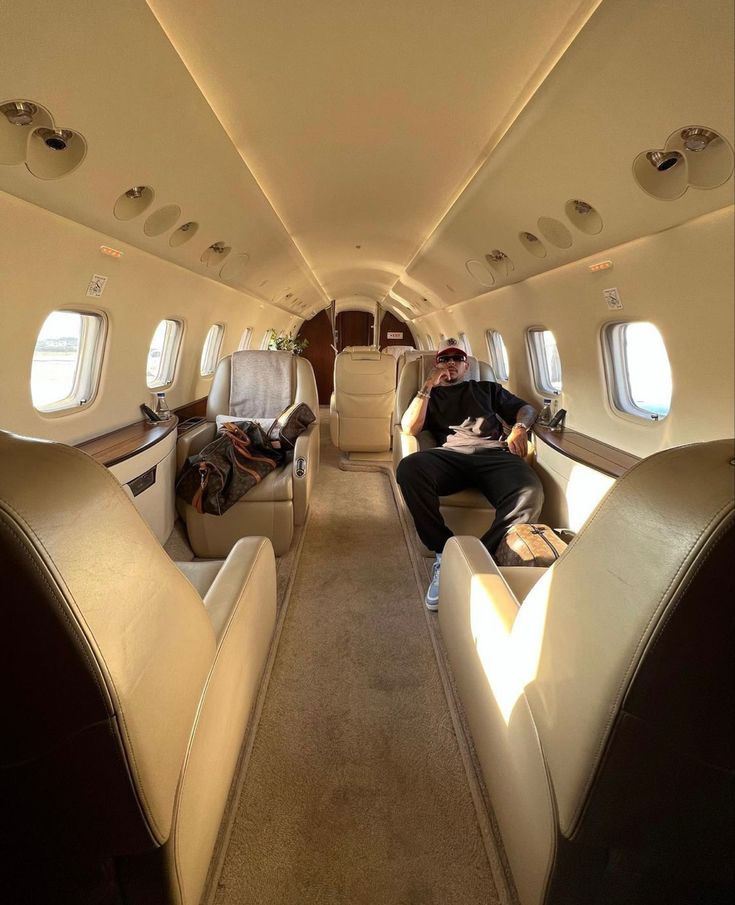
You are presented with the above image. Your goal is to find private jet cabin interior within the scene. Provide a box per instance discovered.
[1,1,733,904]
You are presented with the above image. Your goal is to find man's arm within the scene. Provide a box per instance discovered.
[506,403,536,457]
[401,367,450,436]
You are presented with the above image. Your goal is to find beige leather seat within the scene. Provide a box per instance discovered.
[177,350,320,557]
[329,348,396,452]
[393,351,507,546]
[439,439,735,905]
[0,429,277,905]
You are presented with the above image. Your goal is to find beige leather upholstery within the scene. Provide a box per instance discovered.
[438,439,735,905]
[329,348,396,452]
[393,352,506,546]
[178,351,319,556]
[0,429,277,905]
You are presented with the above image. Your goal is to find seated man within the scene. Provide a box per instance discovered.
[396,339,543,609]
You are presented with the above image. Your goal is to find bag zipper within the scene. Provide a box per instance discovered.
[530,525,561,561]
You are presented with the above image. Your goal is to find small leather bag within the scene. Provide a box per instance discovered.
[267,402,316,449]
[177,421,284,515]
[494,524,568,567]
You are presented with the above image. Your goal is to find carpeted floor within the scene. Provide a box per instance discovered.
[208,419,508,905]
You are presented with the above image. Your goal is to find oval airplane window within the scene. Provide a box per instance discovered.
[603,321,672,421]
[147,319,183,388]
[31,309,106,412]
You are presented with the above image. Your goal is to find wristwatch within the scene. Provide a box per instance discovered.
[512,422,528,432]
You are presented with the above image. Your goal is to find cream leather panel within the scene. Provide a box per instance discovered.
[111,433,178,544]
[293,423,320,525]
[332,349,396,452]
[439,536,556,905]
[522,439,735,837]
[176,560,224,599]
[0,430,214,844]
[181,498,293,557]
[167,538,277,905]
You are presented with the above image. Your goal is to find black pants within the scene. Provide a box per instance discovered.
[396,447,544,555]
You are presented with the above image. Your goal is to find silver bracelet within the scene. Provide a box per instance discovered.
[417,390,430,399]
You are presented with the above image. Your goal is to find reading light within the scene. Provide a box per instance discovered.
[646,150,682,172]
[1,101,37,126]
[573,200,593,215]
[125,186,146,199]
[100,245,123,258]
[588,260,613,272]
[35,128,73,151]
[680,127,718,152]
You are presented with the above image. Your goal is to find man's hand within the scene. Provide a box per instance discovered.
[507,424,528,458]
[424,366,452,390]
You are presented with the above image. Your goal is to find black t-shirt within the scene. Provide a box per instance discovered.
[424,380,528,446]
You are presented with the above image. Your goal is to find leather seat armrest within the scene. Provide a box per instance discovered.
[293,423,320,525]
[498,566,548,603]
[392,427,419,471]
[202,537,276,643]
[439,536,521,636]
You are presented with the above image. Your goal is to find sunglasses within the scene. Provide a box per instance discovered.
[436,355,466,364]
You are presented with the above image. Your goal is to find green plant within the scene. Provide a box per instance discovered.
[267,329,309,355]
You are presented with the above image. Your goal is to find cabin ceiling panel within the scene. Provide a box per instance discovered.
[146,0,601,299]
[406,0,735,311]
[0,0,327,316]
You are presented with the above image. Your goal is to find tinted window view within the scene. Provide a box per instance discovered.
[624,322,672,418]
[541,330,562,392]
[146,320,167,387]
[31,311,82,407]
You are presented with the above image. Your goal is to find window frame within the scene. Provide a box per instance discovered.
[527,327,562,396]
[260,329,272,350]
[146,318,184,389]
[485,329,510,381]
[200,323,225,377]
[458,332,472,355]
[31,308,107,415]
[601,320,672,422]
[238,326,254,350]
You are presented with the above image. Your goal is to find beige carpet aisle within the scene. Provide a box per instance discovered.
[213,427,500,905]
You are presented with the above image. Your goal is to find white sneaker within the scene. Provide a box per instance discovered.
[425,554,442,610]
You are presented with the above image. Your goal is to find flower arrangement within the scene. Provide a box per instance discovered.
[267,329,309,355]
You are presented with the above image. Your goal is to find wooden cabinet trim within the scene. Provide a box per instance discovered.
[533,425,640,479]
[77,416,179,467]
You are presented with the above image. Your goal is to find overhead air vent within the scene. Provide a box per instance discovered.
[114,185,155,220]
[169,221,199,247]
[519,231,547,258]
[26,125,87,179]
[485,250,515,278]
[201,241,232,267]
[565,199,603,235]
[0,98,53,166]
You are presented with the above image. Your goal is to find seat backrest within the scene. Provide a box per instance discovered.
[0,430,215,866]
[332,348,396,451]
[207,350,319,422]
[517,439,735,897]
[394,351,496,427]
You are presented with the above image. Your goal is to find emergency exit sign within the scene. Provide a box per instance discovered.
[387,331,403,339]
